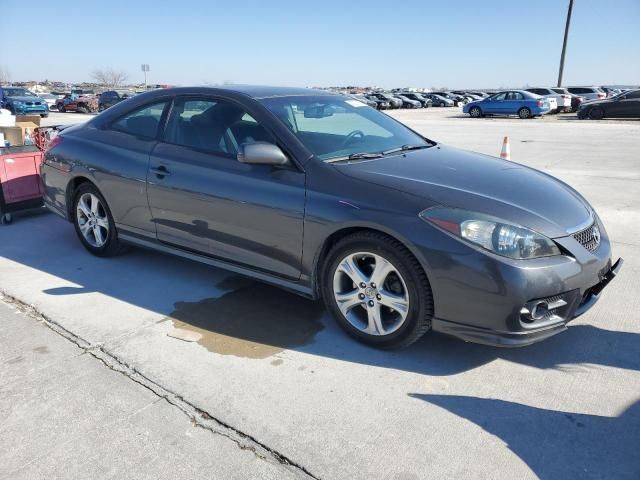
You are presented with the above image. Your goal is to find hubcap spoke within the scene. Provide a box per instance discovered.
[365,303,385,335]
[96,217,109,229]
[93,226,105,246]
[79,220,92,236]
[378,289,409,318]
[78,198,91,218]
[337,255,369,286]
[90,194,100,214]
[370,255,393,287]
[335,290,363,316]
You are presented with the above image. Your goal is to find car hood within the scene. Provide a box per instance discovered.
[335,145,593,238]
[7,96,44,102]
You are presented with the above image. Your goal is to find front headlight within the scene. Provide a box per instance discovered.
[420,207,561,259]
[13,100,23,105]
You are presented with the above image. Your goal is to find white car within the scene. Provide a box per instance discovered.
[566,86,607,101]
[37,93,58,110]
[525,88,568,113]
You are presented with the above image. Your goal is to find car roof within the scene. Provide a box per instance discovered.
[141,85,334,100]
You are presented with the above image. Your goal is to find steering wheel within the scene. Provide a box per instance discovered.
[341,130,365,148]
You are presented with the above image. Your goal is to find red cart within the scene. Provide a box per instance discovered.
[0,145,45,224]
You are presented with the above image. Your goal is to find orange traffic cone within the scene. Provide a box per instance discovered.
[500,136,511,160]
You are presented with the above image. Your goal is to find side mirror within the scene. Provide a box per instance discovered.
[237,142,289,166]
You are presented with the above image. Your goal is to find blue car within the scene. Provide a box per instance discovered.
[463,90,550,119]
[0,86,49,117]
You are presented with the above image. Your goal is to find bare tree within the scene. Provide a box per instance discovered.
[91,68,129,88]
[0,65,10,84]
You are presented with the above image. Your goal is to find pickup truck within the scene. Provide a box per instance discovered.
[56,94,99,113]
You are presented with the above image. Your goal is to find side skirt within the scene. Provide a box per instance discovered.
[118,232,316,299]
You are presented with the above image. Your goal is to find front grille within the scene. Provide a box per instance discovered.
[573,223,600,252]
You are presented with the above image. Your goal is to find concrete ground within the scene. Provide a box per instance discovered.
[3,108,639,479]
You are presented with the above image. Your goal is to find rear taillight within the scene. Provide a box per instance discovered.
[563,95,571,100]
[537,100,544,107]
[44,135,63,154]
[598,93,606,98]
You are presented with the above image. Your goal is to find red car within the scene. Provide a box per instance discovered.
[56,94,98,113]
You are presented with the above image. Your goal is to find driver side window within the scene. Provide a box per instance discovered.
[164,97,275,157]
[493,93,507,101]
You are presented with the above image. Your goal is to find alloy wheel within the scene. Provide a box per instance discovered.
[76,193,109,247]
[332,252,410,336]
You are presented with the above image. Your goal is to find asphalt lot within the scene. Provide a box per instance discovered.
[2,108,639,479]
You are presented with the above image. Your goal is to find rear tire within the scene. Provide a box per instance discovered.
[0,213,12,225]
[518,107,532,119]
[72,183,127,257]
[58,104,66,113]
[322,231,433,349]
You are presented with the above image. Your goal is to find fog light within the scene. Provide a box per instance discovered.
[530,301,549,320]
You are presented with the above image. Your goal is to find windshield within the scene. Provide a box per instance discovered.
[260,95,430,161]
[4,87,31,97]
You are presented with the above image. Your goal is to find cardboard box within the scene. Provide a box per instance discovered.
[15,121,39,145]
[0,126,23,146]
[15,115,41,127]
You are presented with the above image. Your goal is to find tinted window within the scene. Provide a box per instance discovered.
[625,90,640,99]
[111,101,168,138]
[507,92,524,100]
[492,93,507,101]
[568,88,588,94]
[164,97,274,156]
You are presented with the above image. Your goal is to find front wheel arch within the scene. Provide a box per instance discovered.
[313,226,434,302]
[65,176,98,221]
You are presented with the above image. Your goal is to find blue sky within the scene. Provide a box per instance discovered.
[3,0,639,88]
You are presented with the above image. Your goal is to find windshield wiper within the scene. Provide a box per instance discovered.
[382,143,433,155]
[325,152,384,163]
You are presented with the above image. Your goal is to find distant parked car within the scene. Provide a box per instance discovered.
[566,86,607,101]
[0,86,49,117]
[349,94,378,108]
[422,93,454,107]
[370,93,402,109]
[525,88,571,113]
[37,93,58,111]
[463,90,551,119]
[56,94,99,113]
[432,92,466,106]
[393,95,422,109]
[599,87,621,97]
[551,87,584,112]
[577,89,640,120]
[400,92,432,108]
[365,95,391,110]
[98,90,137,111]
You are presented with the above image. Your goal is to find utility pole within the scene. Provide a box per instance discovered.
[557,0,574,87]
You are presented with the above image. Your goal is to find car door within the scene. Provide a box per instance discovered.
[484,92,506,113]
[501,92,522,113]
[146,96,306,279]
[608,91,640,117]
[93,99,171,234]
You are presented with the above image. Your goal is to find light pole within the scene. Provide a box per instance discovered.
[141,64,150,90]
[557,0,574,87]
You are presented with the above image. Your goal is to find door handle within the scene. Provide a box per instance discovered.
[150,166,171,177]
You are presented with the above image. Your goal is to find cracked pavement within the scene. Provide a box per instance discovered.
[1,109,639,479]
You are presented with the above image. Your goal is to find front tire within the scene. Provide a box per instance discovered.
[588,107,604,120]
[469,106,482,118]
[322,232,433,349]
[518,107,532,119]
[58,104,66,113]
[72,183,126,257]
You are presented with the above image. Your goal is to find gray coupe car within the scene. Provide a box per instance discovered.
[40,86,622,349]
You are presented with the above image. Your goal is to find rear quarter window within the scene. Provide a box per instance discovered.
[110,101,169,139]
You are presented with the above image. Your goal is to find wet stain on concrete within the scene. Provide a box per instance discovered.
[7,355,24,364]
[270,359,284,366]
[165,282,325,359]
[33,346,49,354]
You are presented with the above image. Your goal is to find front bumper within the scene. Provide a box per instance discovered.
[14,105,48,115]
[432,258,623,347]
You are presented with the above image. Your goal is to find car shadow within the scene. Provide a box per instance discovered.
[410,394,640,479]
[2,212,638,376]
